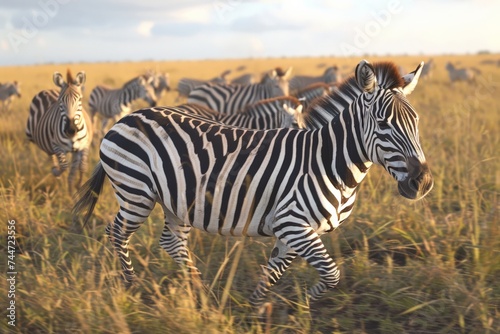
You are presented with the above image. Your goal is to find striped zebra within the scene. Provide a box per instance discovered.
[293,82,336,111]
[72,59,433,306]
[178,96,302,129]
[89,75,157,133]
[0,81,21,112]
[289,65,342,94]
[176,70,232,102]
[151,72,171,101]
[26,70,92,192]
[445,62,479,84]
[187,67,292,114]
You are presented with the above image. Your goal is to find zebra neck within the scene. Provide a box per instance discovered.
[321,113,372,192]
[119,81,141,106]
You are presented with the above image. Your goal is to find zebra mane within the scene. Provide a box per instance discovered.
[300,62,405,129]
[66,69,73,84]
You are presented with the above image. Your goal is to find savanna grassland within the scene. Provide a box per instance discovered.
[0,55,499,333]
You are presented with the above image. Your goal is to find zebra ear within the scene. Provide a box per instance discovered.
[283,67,293,80]
[355,60,377,93]
[53,72,65,88]
[283,103,302,116]
[75,72,86,86]
[402,62,423,95]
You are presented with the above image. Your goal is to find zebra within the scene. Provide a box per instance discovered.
[292,82,336,111]
[445,62,479,84]
[176,70,232,102]
[231,73,256,85]
[177,96,303,129]
[89,75,157,134]
[26,70,92,193]
[150,71,171,101]
[187,67,292,114]
[289,65,342,94]
[0,81,21,112]
[72,59,433,307]
[420,59,435,80]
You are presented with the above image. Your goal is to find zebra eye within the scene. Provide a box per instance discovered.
[378,120,391,130]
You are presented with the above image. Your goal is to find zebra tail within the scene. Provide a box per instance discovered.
[72,161,106,228]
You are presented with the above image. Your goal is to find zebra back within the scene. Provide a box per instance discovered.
[187,67,292,114]
[289,65,341,93]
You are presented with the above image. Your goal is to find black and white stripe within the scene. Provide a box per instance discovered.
[26,70,92,192]
[0,81,21,112]
[177,96,302,129]
[89,75,157,132]
[293,82,336,111]
[73,60,433,306]
[187,67,292,114]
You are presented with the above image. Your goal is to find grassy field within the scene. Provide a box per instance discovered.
[0,54,499,333]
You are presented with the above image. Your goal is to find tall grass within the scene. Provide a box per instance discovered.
[1,55,499,333]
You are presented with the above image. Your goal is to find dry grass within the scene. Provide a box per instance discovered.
[0,54,499,333]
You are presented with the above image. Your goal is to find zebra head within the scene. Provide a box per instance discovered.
[138,75,158,107]
[11,81,21,97]
[355,60,433,200]
[53,70,85,138]
[262,67,293,97]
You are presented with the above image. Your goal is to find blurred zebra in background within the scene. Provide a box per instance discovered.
[0,81,21,112]
[73,60,433,306]
[445,62,480,84]
[230,73,256,85]
[26,70,92,193]
[187,67,292,114]
[289,65,342,94]
[292,82,335,111]
[176,70,231,102]
[420,59,435,80]
[178,96,302,129]
[150,71,171,102]
[89,74,157,134]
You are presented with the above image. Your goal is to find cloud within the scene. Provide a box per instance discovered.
[137,21,155,37]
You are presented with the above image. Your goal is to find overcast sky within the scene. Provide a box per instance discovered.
[0,0,498,66]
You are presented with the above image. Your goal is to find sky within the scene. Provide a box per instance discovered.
[0,0,498,66]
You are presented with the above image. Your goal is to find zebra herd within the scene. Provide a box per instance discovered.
[64,59,435,306]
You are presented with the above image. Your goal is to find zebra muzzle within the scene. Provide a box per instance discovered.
[397,157,433,200]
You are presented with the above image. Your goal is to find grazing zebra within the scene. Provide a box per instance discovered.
[445,62,479,84]
[187,67,292,114]
[289,65,342,93]
[176,70,232,102]
[0,81,21,112]
[89,75,157,133]
[178,96,302,129]
[26,70,92,192]
[73,60,433,306]
[293,82,335,111]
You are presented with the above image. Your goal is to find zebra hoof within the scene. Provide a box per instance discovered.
[51,167,62,177]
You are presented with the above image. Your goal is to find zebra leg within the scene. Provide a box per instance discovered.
[273,222,340,303]
[159,218,201,279]
[250,239,297,307]
[67,151,82,193]
[101,118,109,136]
[51,149,68,177]
[105,200,155,283]
[76,148,90,189]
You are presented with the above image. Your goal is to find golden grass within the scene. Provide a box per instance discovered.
[0,54,499,333]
